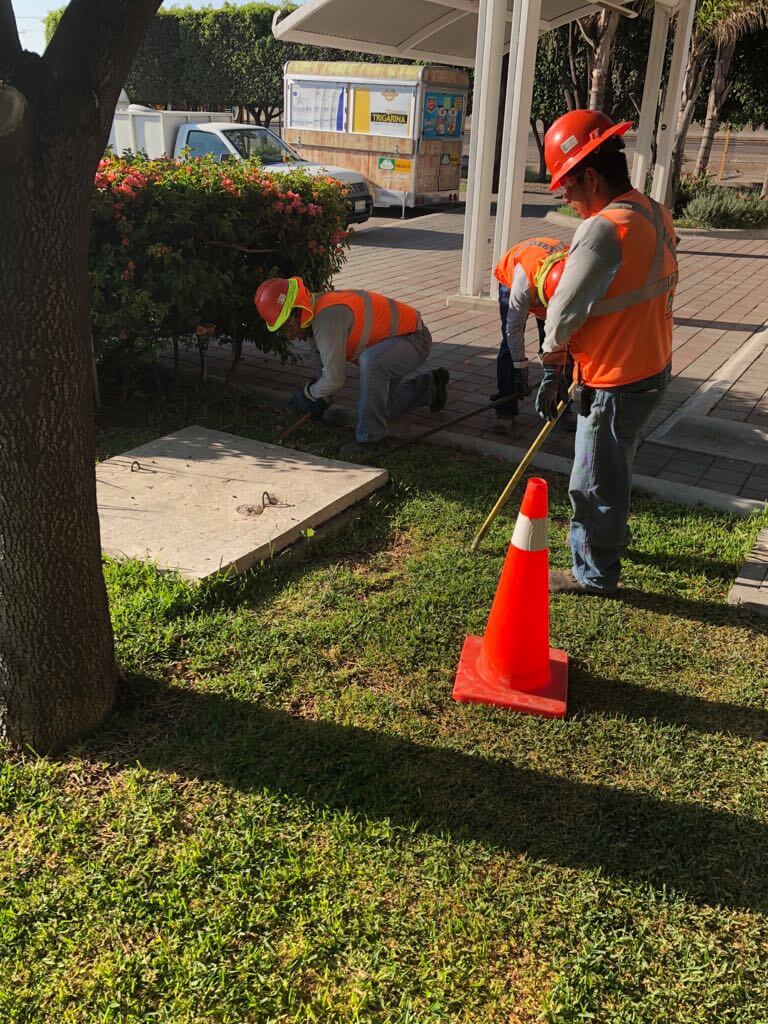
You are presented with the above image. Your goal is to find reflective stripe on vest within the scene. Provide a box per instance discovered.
[314,290,420,361]
[591,199,677,317]
[512,513,548,552]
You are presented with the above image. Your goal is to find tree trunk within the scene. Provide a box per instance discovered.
[586,11,620,111]
[0,0,163,751]
[762,159,768,199]
[694,37,735,177]
[0,131,117,751]
[531,118,548,181]
[666,45,708,208]
[567,23,587,109]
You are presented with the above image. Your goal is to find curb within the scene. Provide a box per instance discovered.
[544,210,580,229]
[234,378,765,519]
[675,226,768,240]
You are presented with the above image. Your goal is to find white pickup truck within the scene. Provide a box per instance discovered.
[108,105,374,224]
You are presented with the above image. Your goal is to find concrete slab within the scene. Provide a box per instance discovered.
[654,414,768,468]
[96,426,388,579]
[728,528,768,616]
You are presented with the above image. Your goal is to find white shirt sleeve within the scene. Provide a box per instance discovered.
[505,264,532,367]
[305,305,355,401]
[542,215,623,360]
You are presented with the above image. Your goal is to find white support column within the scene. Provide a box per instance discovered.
[491,0,541,299]
[651,0,695,204]
[490,0,523,301]
[631,1,670,191]
[457,0,507,297]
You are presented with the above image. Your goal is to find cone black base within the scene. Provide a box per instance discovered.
[453,635,569,718]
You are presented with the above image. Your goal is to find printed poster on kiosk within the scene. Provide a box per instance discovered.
[352,87,413,138]
[422,92,464,139]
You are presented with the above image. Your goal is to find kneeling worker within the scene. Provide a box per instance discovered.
[491,237,569,433]
[254,276,449,457]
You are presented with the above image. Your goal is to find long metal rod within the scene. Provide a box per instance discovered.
[470,381,577,552]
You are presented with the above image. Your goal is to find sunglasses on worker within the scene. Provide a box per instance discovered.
[559,171,586,199]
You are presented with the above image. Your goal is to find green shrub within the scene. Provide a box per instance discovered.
[673,172,716,216]
[91,153,351,382]
[682,188,768,229]
[556,203,580,218]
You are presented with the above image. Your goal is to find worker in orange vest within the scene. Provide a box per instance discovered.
[492,237,571,433]
[254,277,449,457]
[538,110,678,595]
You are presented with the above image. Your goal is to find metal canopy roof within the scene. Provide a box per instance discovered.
[273,0,645,67]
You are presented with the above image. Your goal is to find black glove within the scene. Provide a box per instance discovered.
[535,365,569,421]
[288,387,328,421]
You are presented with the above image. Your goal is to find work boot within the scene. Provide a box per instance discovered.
[430,367,449,412]
[548,569,615,597]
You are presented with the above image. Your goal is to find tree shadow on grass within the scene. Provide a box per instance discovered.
[614,586,768,630]
[624,547,744,584]
[86,677,768,913]
[571,667,768,742]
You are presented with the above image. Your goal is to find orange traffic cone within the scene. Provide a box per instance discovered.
[453,477,568,718]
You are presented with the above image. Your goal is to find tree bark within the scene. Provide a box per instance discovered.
[694,37,735,177]
[667,45,708,208]
[762,159,768,199]
[0,0,163,752]
[585,11,620,112]
[567,23,587,109]
[531,117,548,181]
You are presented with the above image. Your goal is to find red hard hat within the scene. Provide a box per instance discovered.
[541,255,566,306]
[532,248,569,314]
[254,278,292,330]
[254,276,313,332]
[545,110,632,192]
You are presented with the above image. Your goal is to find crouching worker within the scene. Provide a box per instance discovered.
[254,276,449,457]
[491,237,569,434]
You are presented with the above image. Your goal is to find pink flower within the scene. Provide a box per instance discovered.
[274,201,284,212]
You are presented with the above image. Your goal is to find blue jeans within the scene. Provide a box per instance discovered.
[496,284,545,417]
[356,324,434,442]
[570,364,671,593]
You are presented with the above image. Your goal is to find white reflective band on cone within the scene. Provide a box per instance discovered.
[511,513,548,552]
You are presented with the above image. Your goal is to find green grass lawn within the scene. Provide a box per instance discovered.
[2,388,767,1023]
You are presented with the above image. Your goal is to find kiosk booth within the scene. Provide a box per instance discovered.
[283,61,470,213]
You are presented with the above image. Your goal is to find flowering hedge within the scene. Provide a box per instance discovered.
[90,154,351,375]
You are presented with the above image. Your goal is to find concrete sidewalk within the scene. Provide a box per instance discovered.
[185,191,768,507]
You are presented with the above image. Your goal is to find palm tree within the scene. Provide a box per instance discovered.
[668,0,768,203]
[695,1,768,175]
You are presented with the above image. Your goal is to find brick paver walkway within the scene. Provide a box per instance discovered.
[193,191,768,504]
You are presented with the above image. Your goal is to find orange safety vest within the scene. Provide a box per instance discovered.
[494,237,567,306]
[314,290,421,362]
[570,190,678,388]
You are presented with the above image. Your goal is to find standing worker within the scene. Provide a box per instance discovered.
[491,237,571,433]
[254,276,449,457]
[537,110,678,595]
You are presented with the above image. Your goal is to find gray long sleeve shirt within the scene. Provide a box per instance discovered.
[505,264,535,366]
[304,304,355,402]
[541,214,623,361]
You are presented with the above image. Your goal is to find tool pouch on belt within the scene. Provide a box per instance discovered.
[573,384,595,417]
